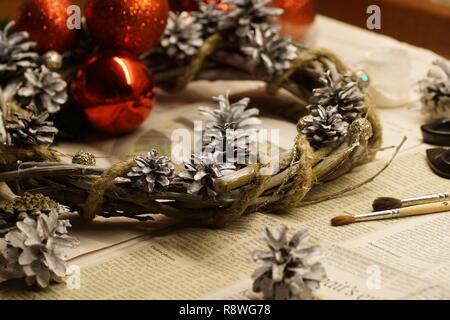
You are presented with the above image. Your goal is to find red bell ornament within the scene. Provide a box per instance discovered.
[85,0,169,54]
[71,51,155,135]
[15,0,78,53]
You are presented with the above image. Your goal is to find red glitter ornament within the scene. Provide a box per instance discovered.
[272,0,316,43]
[71,51,155,135]
[85,0,169,54]
[15,0,78,53]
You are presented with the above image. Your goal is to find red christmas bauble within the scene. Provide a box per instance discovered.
[71,51,155,135]
[85,0,169,54]
[15,0,78,53]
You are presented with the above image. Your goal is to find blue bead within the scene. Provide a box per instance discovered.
[361,75,369,82]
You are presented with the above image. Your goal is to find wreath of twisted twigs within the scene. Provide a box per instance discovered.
[0,45,382,228]
[0,1,385,230]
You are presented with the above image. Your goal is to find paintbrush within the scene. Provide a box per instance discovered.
[372,192,449,211]
[331,201,450,226]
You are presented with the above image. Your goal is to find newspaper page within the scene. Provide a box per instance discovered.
[2,146,449,299]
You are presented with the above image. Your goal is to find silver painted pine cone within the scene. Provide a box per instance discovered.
[193,1,223,37]
[300,105,349,148]
[219,0,283,37]
[127,150,175,193]
[160,12,204,61]
[198,92,261,131]
[0,210,79,288]
[200,93,261,167]
[240,25,297,78]
[420,59,450,120]
[6,108,58,147]
[16,65,68,113]
[310,70,367,122]
[178,153,236,197]
[203,128,258,167]
[0,21,38,78]
[250,226,326,300]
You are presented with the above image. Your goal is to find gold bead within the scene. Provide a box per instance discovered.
[42,51,63,70]
[350,118,373,141]
[72,151,96,166]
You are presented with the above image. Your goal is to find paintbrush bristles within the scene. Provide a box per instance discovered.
[331,215,355,226]
[372,197,402,211]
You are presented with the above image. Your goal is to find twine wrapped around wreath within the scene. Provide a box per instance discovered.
[0,36,382,227]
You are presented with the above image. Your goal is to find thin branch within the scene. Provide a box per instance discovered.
[98,211,155,222]
[299,136,407,206]
[0,164,106,182]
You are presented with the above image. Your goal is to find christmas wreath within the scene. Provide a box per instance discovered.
[0,0,382,288]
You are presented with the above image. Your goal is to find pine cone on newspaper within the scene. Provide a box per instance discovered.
[240,25,297,78]
[178,153,236,197]
[6,107,58,147]
[420,59,450,120]
[16,65,67,113]
[0,210,79,288]
[127,149,176,193]
[250,226,326,300]
[300,105,349,148]
[310,70,367,122]
[219,0,283,38]
[0,21,38,79]
[160,12,204,61]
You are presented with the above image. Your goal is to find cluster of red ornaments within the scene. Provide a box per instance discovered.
[15,0,169,135]
[14,0,315,135]
[75,0,168,134]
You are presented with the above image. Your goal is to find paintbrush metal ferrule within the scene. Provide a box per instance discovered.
[354,208,401,222]
[401,192,449,206]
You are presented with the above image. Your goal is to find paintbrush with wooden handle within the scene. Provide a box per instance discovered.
[332,201,450,226]
[372,192,449,211]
